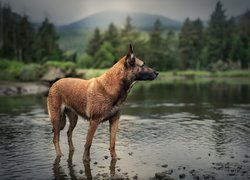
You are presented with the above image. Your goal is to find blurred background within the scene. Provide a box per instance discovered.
[0,0,249,80]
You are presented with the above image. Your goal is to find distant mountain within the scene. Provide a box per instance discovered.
[58,11,182,30]
[56,11,182,53]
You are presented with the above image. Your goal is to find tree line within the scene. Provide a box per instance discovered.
[0,2,250,71]
[85,1,250,70]
[0,3,62,63]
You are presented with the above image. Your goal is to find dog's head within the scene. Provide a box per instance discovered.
[124,44,158,81]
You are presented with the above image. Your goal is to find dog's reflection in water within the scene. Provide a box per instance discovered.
[52,151,117,180]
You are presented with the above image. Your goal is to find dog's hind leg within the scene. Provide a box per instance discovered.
[65,108,78,152]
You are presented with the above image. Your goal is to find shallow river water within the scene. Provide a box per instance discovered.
[0,79,250,180]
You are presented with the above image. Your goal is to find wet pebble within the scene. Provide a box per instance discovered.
[98,166,105,168]
[111,174,124,180]
[179,173,185,179]
[161,164,168,168]
[155,172,166,179]
[104,155,109,159]
[189,169,195,175]
[155,172,174,180]
[229,172,235,176]
[166,169,173,175]
[203,174,215,180]
[193,176,200,180]
[101,173,109,178]
[243,159,249,163]
[133,174,138,179]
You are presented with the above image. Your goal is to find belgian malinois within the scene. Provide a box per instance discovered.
[47,44,158,161]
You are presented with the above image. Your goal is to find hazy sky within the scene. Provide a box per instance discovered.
[1,0,249,25]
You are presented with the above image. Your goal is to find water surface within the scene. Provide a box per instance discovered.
[0,79,250,179]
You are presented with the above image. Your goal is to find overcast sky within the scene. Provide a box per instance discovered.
[1,0,249,25]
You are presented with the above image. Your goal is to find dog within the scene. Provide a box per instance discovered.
[47,44,158,161]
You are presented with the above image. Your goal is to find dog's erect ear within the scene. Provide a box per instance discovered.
[129,44,134,54]
[125,44,135,66]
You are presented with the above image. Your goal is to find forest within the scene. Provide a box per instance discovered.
[0,1,250,81]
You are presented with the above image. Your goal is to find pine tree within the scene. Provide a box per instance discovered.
[33,17,62,62]
[0,5,17,59]
[163,30,178,69]
[147,19,164,69]
[103,23,120,58]
[205,1,231,65]
[104,23,119,47]
[149,19,162,48]
[178,18,203,69]
[16,15,35,62]
[122,16,133,35]
[238,10,250,68]
[86,27,102,56]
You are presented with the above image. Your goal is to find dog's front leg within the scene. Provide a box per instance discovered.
[109,113,120,160]
[83,120,99,162]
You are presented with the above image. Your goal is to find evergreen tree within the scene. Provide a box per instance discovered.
[149,19,162,48]
[33,17,62,62]
[0,5,18,59]
[104,23,120,47]
[122,16,133,35]
[178,18,203,69]
[163,30,178,69]
[238,10,250,68]
[205,1,231,65]
[16,15,35,62]
[103,23,120,58]
[147,19,164,69]
[86,27,102,57]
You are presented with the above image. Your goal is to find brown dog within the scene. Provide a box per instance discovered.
[47,44,158,161]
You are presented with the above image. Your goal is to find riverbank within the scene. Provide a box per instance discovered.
[1,69,250,96]
[78,69,250,80]
[0,81,49,96]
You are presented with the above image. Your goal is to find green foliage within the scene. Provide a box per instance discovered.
[18,64,43,81]
[0,60,24,80]
[93,42,115,68]
[86,28,102,56]
[80,69,108,79]
[0,59,42,81]
[76,53,93,68]
[204,1,232,65]
[178,18,203,69]
[0,4,62,63]
[44,61,76,71]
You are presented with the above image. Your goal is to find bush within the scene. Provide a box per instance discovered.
[76,53,93,68]
[44,60,76,72]
[0,60,25,80]
[19,64,43,81]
